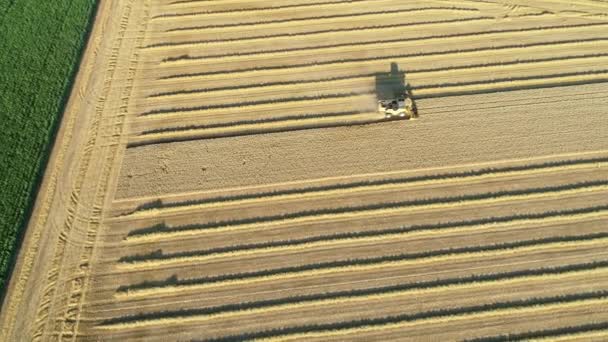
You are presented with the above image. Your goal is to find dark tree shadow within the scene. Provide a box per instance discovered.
[375,62,418,117]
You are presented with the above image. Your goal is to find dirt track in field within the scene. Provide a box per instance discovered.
[1,0,608,341]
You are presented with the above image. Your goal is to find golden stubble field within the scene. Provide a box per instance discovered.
[2,0,608,341]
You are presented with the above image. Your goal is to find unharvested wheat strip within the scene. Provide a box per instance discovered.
[157,0,364,12]
[411,55,608,85]
[146,55,608,103]
[495,0,608,14]
[153,0,458,20]
[111,218,608,292]
[132,95,377,126]
[105,194,608,263]
[144,12,558,56]
[99,293,608,339]
[118,211,608,268]
[151,0,467,32]
[414,71,608,98]
[422,89,606,115]
[139,82,376,116]
[92,246,608,321]
[149,13,492,49]
[118,238,608,298]
[531,330,608,341]
[84,259,608,327]
[146,23,608,78]
[100,267,608,330]
[149,36,608,89]
[144,52,608,103]
[90,297,608,341]
[139,56,608,116]
[135,71,608,121]
[143,40,608,96]
[124,183,608,242]
[145,20,608,73]
[256,298,608,342]
[153,7,486,44]
[129,113,381,147]
[467,321,608,342]
[116,162,608,218]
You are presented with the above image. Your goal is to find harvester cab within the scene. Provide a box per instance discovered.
[378,96,415,120]
[376,63,417,120]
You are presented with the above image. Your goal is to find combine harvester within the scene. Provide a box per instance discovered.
[377,92,417,120]
[376,63,418,120]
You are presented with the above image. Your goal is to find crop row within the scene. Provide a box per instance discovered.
[151,52,608,98]
[120,204,608,263]
[163,6,480,32]
[118,232,608,293]
[126,180,608,237]
[104,261,608,327]
[156,291,608,341]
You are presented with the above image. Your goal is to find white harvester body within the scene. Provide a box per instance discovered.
[378,95,416,120]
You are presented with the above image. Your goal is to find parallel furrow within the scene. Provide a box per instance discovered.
[145,40,608,96]
[125,181,608,240]
[119,207,608,265]
[116,235,608,297]
[151,15,491,49]
[149,53,608,98]
[163,6,482,32]
[102,264,608,328]
[119,157,608,217]
[191,294,608,342]
[467,321,608,342]
[157,36,608,82]
[153,0,456,19]
[152,22,608,64]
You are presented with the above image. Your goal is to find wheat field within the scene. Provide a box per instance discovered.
[1,0,608,341]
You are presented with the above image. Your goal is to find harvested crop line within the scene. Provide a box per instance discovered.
[415,74,608,99]
[117,234,608,293]
[126,180,608,238]
[139,111,366,135]
[155,0,388,18]
[159,36,608,80]
[417,69,608,90]
[151,53,608,97]
[154,0,477,19]
[127,117,383,148]
[140,91,374,116]
[164,6,483,32]
[149,15,492,48]
[104,291,608,336]
[128,115,381,147]
[466,321,608,342]
[122,156,608,216]
[119,206,608,264]
[103,262,608,327]
[154,21,608,61]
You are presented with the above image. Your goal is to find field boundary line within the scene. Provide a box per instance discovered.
[0,0,119,339]
[63,0,150,340]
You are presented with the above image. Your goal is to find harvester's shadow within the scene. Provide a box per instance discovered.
[374,62,417,117]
